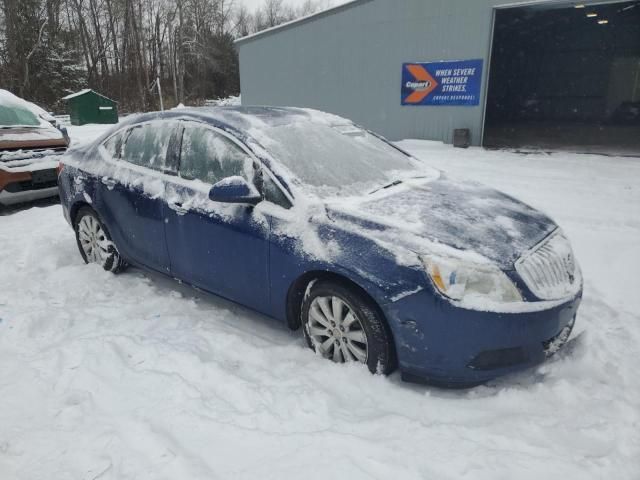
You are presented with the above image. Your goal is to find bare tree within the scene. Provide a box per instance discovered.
[0,0,331,111]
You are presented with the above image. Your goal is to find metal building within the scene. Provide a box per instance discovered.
[236,0,640,155]
[62,89,118,126]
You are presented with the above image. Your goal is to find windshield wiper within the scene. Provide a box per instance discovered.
[370,176,429,195]
[369,180,403,195]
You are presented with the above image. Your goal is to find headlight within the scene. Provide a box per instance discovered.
[421,254,522,304]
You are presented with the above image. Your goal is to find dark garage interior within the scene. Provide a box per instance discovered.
[484,1,640,155]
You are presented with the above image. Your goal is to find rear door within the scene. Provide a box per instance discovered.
[96,121,177,273]
[163,121,270,311]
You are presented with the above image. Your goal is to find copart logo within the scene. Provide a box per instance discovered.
[405,80,432,91]
[403,64,438,104]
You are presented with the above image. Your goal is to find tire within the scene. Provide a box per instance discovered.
[302,280,396,375]
[74,206,126,273]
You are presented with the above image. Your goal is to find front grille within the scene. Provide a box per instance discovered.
[4,178,58,193]
[515,230,581,300]
[0,147,66,163]
[4,168,59,193]
[467,347,528,371]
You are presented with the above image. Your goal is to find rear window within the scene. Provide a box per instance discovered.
[102,131,127,158]
[121,123,175,171]
[0,104,40,127]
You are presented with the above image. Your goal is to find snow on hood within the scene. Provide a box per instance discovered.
[0,127,64,143]
[327,176,557,269]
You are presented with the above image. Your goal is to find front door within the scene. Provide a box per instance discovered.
[163,122,270,312]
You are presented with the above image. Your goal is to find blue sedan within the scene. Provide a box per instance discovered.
[57,107,582,387]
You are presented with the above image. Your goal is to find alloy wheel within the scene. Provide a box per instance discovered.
[307,295,369,364]
[77,215,110,265]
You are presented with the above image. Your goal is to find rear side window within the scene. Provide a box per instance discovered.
[179,125,254,184]
[102,130,126,159]
[121,122,175,170]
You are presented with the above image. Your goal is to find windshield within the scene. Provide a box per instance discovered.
[0,104,41,127]
[260,122,430,197]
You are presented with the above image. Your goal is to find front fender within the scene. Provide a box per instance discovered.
[267,215,428,326]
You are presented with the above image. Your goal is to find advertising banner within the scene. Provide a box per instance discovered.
[401,59,484,106]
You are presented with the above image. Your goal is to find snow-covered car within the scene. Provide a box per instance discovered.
[0,90,69,206]
[57,107,582,387]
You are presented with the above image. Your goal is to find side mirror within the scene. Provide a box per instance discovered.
[209,176,262,205]
[59,125,70,143]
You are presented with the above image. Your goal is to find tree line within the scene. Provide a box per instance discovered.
[0,0,330,113]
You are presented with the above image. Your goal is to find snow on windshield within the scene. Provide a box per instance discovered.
[256,121,424,197]
[0,103,40,127]
[0,89,50,127]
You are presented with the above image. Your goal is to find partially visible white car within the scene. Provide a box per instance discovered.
[0,90,69,206]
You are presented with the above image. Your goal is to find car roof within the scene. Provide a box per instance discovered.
[123,105,350,138]
[194,106,321,126]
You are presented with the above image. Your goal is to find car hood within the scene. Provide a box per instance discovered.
[326,176,557,269]
[0,126,67,150]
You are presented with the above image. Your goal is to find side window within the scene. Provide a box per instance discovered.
[263,173,292,209]
[102,130,126,159]
[121,123,174,171]
[179,125,254,184]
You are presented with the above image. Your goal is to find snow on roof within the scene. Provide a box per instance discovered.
[0,89,23,106]
[0,89,45,114]
[61,89,92,100]
[62,89,116,103]
[235,0,371,45]
[170,106,351,134]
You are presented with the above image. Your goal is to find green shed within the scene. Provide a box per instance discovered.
[62,89,118,126]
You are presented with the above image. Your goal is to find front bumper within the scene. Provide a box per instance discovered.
[0,156,60,206]
[0,186,59,206]
[384,288,582,387]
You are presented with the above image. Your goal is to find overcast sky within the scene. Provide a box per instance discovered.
[238,0,269,10]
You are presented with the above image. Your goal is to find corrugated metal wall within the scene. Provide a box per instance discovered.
[237,0,496,144]
[236,0,618,144]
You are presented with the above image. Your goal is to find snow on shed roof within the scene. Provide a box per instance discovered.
[235,0,372,45]
[62,89,116,103]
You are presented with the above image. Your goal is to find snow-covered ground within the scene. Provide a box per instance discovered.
[67,124,115,147]
[0,125,638,479]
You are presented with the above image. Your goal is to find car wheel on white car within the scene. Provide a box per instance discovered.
[302,280,395,375]
[74,207,126,273]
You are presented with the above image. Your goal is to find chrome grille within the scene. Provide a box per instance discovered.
[515,231,581,300]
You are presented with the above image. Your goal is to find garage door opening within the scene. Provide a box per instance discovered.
[484,1,640,155]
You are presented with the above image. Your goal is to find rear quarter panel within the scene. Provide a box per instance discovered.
[58,149,100,227]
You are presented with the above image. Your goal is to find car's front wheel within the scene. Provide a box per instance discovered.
[302,280,395,375]
[74,207,126,273]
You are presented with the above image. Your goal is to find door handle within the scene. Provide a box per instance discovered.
[168,201,188,216]
[101,177,117,189]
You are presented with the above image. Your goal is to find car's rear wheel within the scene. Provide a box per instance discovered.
[301,280,395,375]
[74,207,126,273]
